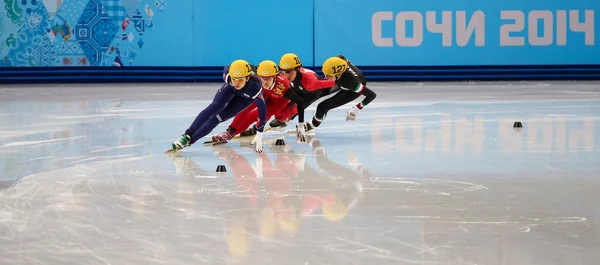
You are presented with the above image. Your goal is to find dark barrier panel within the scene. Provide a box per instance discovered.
[2,65,600,84]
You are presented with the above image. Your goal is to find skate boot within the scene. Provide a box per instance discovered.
[211,130,233,144]
[240,125,258,137]
[304,122,315,134]
[271,114,296,128]
[171,133,191,151]
[269,119,289,129]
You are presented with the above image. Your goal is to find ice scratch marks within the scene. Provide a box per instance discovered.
[368,177,487,195]
[327,237,423,263]
[520,216,587,223]
[2,135,86,148]
[89,144,142,153]
[0,128,67,141]
[336,237,392,255]
[43,113,132,119]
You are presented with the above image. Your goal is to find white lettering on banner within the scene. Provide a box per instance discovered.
[570,10,595,45]
[529,10,553,46]
[396,12,423,46]
[426,11,452,46]
[372,10,594,47]
[372,11,485,47]
[500,10,595,46]
[372,11,393,46]
[557,10,567,45]
[456,11,486,46]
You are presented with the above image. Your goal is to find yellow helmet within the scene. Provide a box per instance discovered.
[278,217,300,236]
[259,208,277,239]
[279,53,301,70]
[322,56,348,76]
[229,59,253,78]
[257,60,279,77]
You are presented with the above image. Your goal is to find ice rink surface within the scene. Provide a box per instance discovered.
[1,81,600,264]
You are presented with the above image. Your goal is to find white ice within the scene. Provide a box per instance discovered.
[0,81,599,264]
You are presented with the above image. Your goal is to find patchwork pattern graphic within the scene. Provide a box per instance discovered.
[153,0,166,12]
[0,14,4,56]
[4,0,25,25]
[121,0,139,17]
[52,0,89,66]
[129,9,145,36]
[57,39,89,66]
[54,0,88,30]
[5,23,57,66]
[110,22,141,66]
[1,0,167,67]
[75,0,119,66]
[20,0,54,37]
[41,0,61,16]
[2,4,23,61]
[100,0,127,27]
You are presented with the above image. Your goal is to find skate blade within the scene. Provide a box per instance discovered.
[165,148,179,153]
[203,140,227,146]
[228,126,275,142]
[228,136,254,143]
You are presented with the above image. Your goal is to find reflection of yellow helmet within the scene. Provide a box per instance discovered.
[229,59,253,78]
[279,53,301,70]
[257,60,279,77]
[227,223,250,257]
[259,208,277,239]
[278,217,300,236]
[322,200,348,222]
[322,56,348,76]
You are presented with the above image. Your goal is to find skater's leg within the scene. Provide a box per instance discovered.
[228,102,257,135]
[273,101,296,122]
[271,92,323,127]
[186,86,233,134]
[190,97,254,143]
[311,90,360,128]
[239,99,291,136]
[265,99,291,122]
[170,87,233,150]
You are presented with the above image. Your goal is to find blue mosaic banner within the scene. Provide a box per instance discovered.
[0,0,313,67]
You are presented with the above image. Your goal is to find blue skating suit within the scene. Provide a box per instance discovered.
[186,66,267,144]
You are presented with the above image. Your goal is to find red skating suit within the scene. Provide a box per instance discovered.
[229,74,292,135]
[275,67,335,121]
[295,67,336,92]
[216,147,261,206]
[261,151,303,236]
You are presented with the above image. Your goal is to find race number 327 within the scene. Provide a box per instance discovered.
[500,10,594,46]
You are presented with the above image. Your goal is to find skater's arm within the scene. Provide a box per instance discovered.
[356,86,377,109]
[222,66,230,82]
[303,73,335,91]
[254,94,268,132]
[283,89,306,123]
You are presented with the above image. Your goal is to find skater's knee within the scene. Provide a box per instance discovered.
[316,105,328,117]
[216,113,234,123]
[215,114,224,122]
